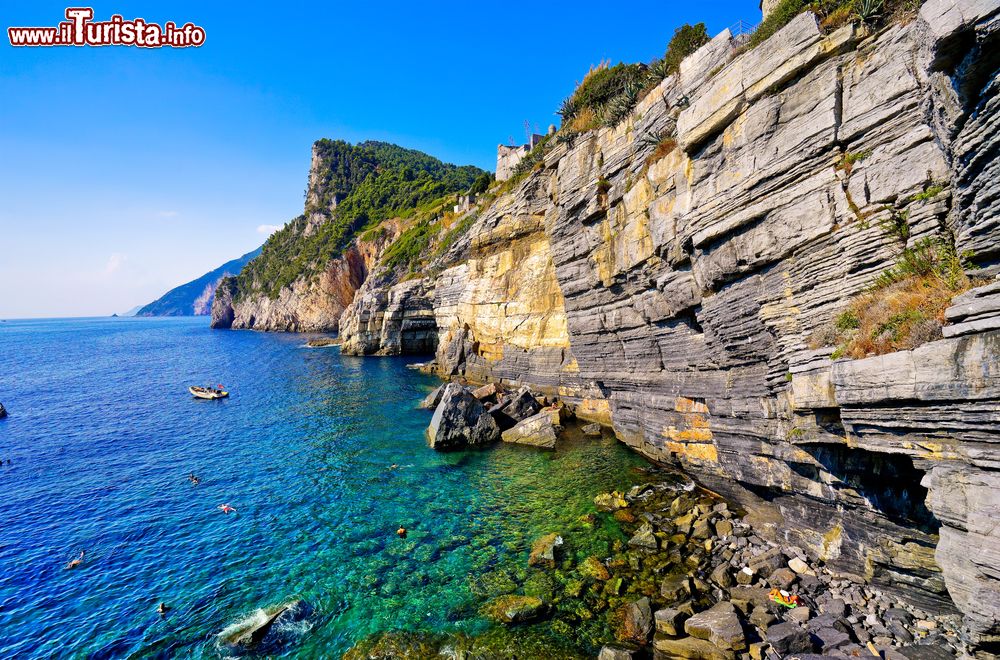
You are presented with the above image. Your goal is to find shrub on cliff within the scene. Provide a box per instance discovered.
[468,172,494,196]
[382,219,435,273]
[662,23,710,76]
[558,62,646,131]
[815,237,978,359]
[557,23,709,132]
[748,0,925,49]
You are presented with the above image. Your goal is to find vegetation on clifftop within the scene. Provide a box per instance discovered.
[747,0,924,49]
[236,141,483,299]
[557,23,709,134]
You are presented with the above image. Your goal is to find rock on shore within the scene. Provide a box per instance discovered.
[501,411,561,449]
[424,381,567,452]
[426,383,500,450]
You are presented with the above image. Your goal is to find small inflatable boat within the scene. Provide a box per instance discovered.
[189,386,228,400]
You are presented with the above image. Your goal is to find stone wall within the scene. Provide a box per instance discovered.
[338,1,1000,643]
[496,144,531,182]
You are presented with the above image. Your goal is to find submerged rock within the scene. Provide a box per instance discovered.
[628,522,658,550]
[426,383,500,451]
[501,411,560,449]
[528,533,563,568]
[580,555,611,581]
[660,575,692,602]
[481,595,548,624]
[620,597,654,645]
[342,631,446,659]
[594,491,628,511]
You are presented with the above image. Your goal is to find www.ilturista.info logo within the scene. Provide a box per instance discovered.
[8,8,206,48]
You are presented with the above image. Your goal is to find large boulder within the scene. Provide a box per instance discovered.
[653,635,735,660]
[490,386,542,430]
[500,411,560,449]
[628,522,659,550]
[655,607,689,636]
[426,383,500,451]
[765,621,812,655]
[418,385,444,410]
[619,597,654,645]
[684,601,746,651]
[471,382,501,401]
[598,646,636,660]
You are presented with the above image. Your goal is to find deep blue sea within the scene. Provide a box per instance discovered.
[0,317,646,658]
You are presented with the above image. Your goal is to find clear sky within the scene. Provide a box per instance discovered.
[0,0,759,318]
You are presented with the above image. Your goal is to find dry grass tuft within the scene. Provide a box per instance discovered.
[824,275,958,358]
[566,107,600,134]
[643,138,678,172]
[812,237,981,359]
[820,5,854,29]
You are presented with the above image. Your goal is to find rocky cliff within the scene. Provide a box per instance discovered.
[210,141,482,331]
[333,1,1000,646]
[210,229,396,331]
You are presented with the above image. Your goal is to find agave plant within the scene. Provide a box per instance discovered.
[855,0,885,23]
[645,58,672,85]
[557,97,578,121]
[639,129,671,150]
[602,80,642,128]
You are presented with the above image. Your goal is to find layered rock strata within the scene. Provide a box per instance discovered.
[336,1,1000,643]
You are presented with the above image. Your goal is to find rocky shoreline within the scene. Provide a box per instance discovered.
[343,382,970,659]
[344,460,967,659]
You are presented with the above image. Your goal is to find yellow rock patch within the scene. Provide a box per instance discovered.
[665,440,719,463]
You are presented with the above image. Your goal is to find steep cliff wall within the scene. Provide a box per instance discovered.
[211,231,394,331]
[338,1,1000,643]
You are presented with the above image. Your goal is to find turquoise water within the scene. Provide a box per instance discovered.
[0,317,646,657]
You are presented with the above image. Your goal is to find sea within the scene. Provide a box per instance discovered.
[0,317,647,657]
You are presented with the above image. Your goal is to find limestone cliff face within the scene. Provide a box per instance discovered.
[210,233,395,331]
[338,1,1000,642]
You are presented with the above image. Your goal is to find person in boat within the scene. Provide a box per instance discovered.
[218,504,236,514]
[66,550,85,569]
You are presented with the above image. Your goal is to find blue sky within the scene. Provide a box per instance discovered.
[0,0,759,318]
